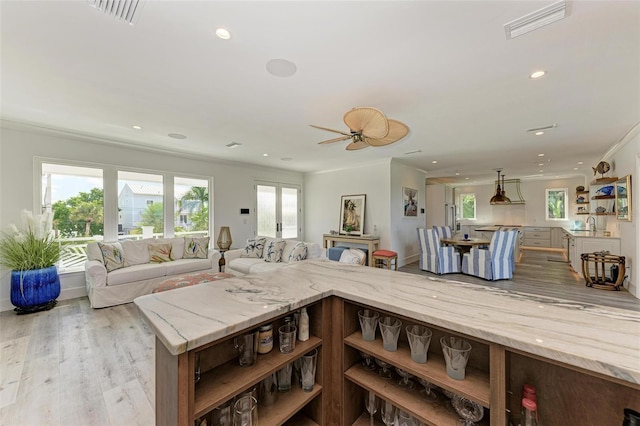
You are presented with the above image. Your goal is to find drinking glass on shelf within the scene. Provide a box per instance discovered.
[406,325,432,364]
[364,390,377,426]
[418,378,438,402]
[300,348,318,392]
[381,400,396,426]
[277,363,293,392]
[375,357,393,379]
[440,336,472,380]
[452,394,484,426]
[358,309,380,341]
[396,410,413,426]
[278,324,297,353]
[360,351,377,371]
[233,395,258,426]
[395,367,415,390]
[212,399,233,426]
[378,316,402,351]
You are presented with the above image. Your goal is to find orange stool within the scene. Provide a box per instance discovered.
[372,250,398,270]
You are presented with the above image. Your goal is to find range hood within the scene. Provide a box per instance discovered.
[490,171,525,205]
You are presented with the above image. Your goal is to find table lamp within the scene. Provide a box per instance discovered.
[217,226,232,250]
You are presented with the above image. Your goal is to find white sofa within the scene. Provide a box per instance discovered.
[225,238,322,275]
[85,237,221,308]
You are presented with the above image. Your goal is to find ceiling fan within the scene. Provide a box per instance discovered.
[311,107,409,150]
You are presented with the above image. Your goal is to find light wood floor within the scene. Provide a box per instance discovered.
[0,248,637,426]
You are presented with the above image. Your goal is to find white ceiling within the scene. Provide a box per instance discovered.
[1,1,639,184]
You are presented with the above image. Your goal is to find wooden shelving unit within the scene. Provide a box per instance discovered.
[589,177,617,216]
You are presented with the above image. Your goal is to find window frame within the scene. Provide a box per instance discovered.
[545,188,568,220]
[460,193,477,220]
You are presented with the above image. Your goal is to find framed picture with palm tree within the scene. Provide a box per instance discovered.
[339,194,365,235]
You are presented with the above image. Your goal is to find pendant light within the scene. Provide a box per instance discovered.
[490,170,511,204]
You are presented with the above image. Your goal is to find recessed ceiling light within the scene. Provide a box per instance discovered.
[263,153,268,157]
[465,177,469,180]
[539,170,544,172]
[431,160,437,164]
[132,125,142,130]
[226,142,242,148]
[266,59,297,77]
[215,28,231,40]
[535,131,544,136]
[538,163,544,166]
[577,161,583,165]
[455,172,460,176]
[573,167,578,170]
[538,153,544,157]
[168,133,187,139]
[530,70,546,79]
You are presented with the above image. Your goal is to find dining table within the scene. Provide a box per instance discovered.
[440,237,491,254]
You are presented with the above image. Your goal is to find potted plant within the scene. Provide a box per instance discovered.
[0,210,61,314]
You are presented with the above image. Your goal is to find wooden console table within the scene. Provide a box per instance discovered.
[323,234,380,267]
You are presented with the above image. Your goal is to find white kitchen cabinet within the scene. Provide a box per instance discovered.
[550,227,564,248]
[522,226,551,247]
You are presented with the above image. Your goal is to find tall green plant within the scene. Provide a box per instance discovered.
[0,211,60,271]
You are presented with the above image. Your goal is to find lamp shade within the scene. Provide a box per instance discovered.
[217,226,232,250]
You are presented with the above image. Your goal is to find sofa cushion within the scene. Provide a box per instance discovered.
[228,257,263,275]
[264,239,286,262]
[98,242,125,272]
[288,242,308,262]
[241,237,266,258]
[107,263,167,286]
[149,242,173,263]
[165,258,212,275]
[121,239,151,266]
[86,242,103,262]
[184,236,209,259]
[169,237,185,260]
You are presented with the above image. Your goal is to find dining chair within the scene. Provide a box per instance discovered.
[417,228,461,275]
[432,225,454,240]
[461,230,519,280]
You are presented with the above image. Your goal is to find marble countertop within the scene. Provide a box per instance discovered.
[134,259,640,385]
[562,227,621,239]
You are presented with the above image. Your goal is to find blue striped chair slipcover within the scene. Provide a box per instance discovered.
[462,230,519,280]
[417,228,461,275]
[432,225,453,240]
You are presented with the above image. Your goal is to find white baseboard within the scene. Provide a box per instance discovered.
[0,286,88,313]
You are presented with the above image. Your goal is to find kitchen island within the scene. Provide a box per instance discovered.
[135,259,640,425]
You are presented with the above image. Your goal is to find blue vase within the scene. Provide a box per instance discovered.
[10,266,61,314]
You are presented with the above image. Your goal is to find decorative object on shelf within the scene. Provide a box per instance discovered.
[339,194,365,236]
[311,107,409,150]
[403,187,418,217]
[592,160,611,178]
[217,226,232,250]
[616,175,632,221]
[596,206,607,213]
[595,185,614,196]
[576,185,585,192]
[0,210,61,314]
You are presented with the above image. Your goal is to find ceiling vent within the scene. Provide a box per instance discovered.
[88,0,146,25]
[504,0,568,39]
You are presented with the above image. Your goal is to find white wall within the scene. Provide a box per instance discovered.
[425,184,445,229]
[0,126,304,310]
[304,159,391,251]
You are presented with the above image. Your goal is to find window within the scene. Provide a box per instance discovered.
[461,193,476,220]
[256,182,300,239]
[41,163,104,271]
[546,188,568,220]
[175,177,209,237]
[118,171,164,238]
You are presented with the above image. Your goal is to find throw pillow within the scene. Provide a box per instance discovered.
[148,242,173,263]
[339,248,366,265]
[288,242,308,262]
[184,236,209,259]
[98,242,126,272]
[264,240,286,263]
[241,237,266,258]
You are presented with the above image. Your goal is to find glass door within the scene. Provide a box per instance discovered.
[256,182,301,239]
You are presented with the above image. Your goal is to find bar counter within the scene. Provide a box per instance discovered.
[134,258,640,386]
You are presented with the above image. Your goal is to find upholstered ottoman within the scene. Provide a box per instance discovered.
[153,271,234,293]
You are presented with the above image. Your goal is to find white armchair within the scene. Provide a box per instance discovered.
[462,230,519,280]
[417,228,461,274]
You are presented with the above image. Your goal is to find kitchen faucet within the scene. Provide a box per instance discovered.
[587,215,596,231]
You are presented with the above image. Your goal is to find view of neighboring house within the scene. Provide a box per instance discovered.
[118,183,163,233]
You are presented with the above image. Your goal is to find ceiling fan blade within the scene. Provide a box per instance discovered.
[318,135,352,145]
[344,107,389,139]
[366,119,410,147]
[309,124,352,137]
[345,140,369,150]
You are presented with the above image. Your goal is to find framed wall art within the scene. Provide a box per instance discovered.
[403,187,418,217]
[339,194,365,235]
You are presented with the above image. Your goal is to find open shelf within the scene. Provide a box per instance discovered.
[346,364,489,426]
[576,212,590,215]
[283,411,320,426]
[194,336,321,417]
[344,331,490,407]
[262,384,322,425]
[576,190,590,195]
[591,177,617,184]
[591,195,615,200]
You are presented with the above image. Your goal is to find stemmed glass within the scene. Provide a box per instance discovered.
[364,390,377,426]
[375,358,393,379]
[381,400,396,426]
[395,367,415,390]
[360,351,377,371]
[452,394,484,426]
[418,378,438,402]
